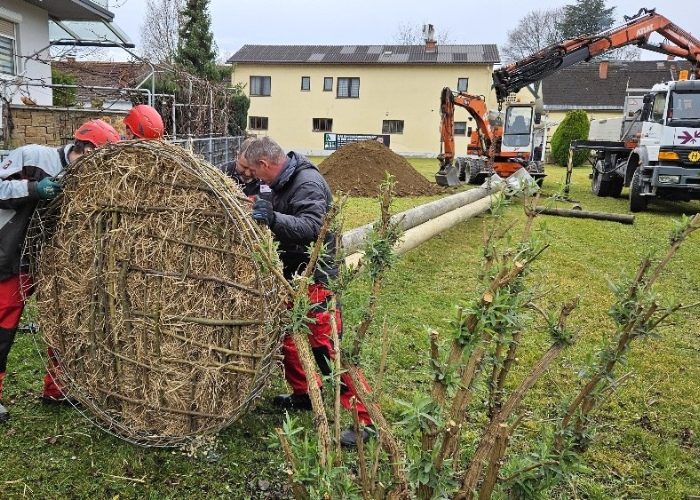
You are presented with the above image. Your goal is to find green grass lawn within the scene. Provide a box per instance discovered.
[2,162,699,498]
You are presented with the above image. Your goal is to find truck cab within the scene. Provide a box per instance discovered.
[630,78,700,210]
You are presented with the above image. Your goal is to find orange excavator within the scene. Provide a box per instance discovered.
[435,89,546,187]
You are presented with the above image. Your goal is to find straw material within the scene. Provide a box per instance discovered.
[28,141,287,447]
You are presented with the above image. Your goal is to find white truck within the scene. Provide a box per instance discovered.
[572,77,700,212]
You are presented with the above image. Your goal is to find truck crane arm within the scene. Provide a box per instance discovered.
[493,8,700,103]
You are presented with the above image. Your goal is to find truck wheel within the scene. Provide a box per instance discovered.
[629,168,648,213]
[591,162,610,197]
[608,177,624,198]
[467,159,483,184]
[457,158,467,182]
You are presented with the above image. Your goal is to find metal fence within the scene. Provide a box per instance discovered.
[0,136,246,168]
[169,135,245,168]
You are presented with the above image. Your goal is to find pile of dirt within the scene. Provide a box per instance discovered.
[319,140,442,197]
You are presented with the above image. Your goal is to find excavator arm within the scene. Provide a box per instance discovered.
[436,87,495,185]
[493,8,700,103]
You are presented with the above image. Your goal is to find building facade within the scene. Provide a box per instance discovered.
[228,44,500,157]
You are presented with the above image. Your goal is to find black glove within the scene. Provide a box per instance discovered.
[35,177,63,200]
[252,197,276,226]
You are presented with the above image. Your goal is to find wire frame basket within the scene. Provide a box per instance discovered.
[26,141,287,447]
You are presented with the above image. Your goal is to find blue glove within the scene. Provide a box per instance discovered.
[36,177,63,200]
[252,197,276,226]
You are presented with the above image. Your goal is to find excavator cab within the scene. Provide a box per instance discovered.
[502,105,534,149]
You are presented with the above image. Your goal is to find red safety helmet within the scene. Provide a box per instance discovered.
[74,119,120,147]
[124,104,165,139]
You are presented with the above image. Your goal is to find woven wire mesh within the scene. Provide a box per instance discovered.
[169,135,245,168]
[25,141,287,447]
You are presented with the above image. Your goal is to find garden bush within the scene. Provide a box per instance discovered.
[550,109,590,167]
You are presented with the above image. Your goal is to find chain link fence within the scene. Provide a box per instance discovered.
[169,135,245,169]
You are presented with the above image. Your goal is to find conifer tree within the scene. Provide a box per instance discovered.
[175,0,218,80]
[557,0,615,38]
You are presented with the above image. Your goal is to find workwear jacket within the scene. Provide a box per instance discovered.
[0,145,70,281]
[268,152,337,284]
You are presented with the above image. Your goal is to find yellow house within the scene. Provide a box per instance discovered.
[228,43,500,157]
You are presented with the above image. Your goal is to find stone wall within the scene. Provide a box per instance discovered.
[2,105,127,148]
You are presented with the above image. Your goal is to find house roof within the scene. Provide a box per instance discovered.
[23,0,113,22]
[542,60,694,110]
[51,60,152,102]
[227,44,500,65]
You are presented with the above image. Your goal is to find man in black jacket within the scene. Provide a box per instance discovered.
[238,136,374,447]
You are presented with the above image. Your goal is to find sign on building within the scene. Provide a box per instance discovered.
[324,133,390,150]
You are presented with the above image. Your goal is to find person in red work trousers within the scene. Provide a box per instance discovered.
[0,119,120,422]
[123,104,165,140]
[238,136,375,448]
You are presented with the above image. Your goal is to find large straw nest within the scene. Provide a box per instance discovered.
[28,141,287,447]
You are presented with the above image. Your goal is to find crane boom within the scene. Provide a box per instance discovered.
[493,8,700,103]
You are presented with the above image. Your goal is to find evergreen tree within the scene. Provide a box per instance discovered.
[557,0,615,38]
[550,110,590,167]
[175,0,218,80]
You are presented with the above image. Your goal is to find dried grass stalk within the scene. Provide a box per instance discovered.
[26,141,287,447]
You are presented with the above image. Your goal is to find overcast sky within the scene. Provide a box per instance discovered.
[107,0,697,62]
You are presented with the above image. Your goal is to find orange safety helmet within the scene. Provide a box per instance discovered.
[74,119,120,147]
[124,104,165,139]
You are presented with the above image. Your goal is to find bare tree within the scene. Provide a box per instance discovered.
[140,0,184,63]
[391,22,453,45]
[501,8,564,62]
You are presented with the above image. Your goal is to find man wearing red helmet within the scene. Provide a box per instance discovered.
[0,119,119,422]
[123,104,165,140]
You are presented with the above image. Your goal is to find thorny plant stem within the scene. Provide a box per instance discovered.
[287,203,341,468]
[478,423,510,500]
[352,399,371,497]
[275,428,309,499]
[329,295,343,463]
[457,300,577,497]
[351,183,393,360]
[344,363,410,494]
[370,318,391,493]
[558,215,699,451]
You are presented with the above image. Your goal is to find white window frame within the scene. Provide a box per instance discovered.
[0,14,19,77]
[249,76,271,96]
[382,120,404,134]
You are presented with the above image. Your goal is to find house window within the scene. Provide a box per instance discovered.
[382,120,404,134]
[323,77,333,91]
[312,118,333,132]
[249,116,269,130]
[0,18,17,75]
[457,78,469,92]
[454,122,467,135]
[250,76,271,96]
[301,76,310,91]
[337,77,360,98]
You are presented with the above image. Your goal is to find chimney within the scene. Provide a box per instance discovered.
[599,60,609,80]
[423,23,437,53]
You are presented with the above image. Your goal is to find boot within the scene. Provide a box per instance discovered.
[41,372,77,406]
[0,372,8,422]
[271,393,313,411]
[340,424,376,448]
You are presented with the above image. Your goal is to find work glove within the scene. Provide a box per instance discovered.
[35,177,63,200]
[252,197,276,227]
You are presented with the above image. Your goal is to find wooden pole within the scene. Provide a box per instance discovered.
[535,206,634,225]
